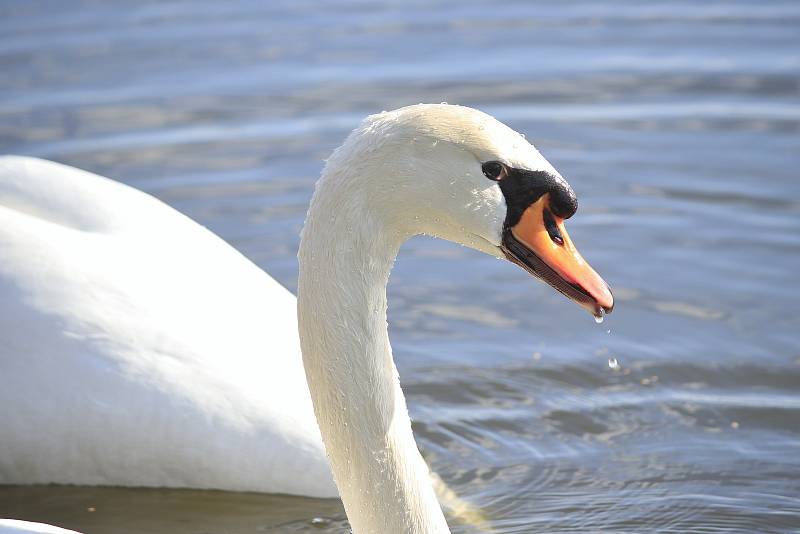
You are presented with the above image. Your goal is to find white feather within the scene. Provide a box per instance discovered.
[0,155,335,497]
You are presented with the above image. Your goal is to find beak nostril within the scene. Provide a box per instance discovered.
[543,208,564,246]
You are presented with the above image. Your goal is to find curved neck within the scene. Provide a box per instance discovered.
[297,170,449,534]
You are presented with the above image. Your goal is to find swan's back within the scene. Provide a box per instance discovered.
[0,156,159,233]
[0,156,335,497]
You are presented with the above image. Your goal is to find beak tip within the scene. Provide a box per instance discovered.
[594,285,614,316]
[603,286,614,313]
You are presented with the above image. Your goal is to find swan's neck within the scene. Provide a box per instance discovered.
[297,169,449,533]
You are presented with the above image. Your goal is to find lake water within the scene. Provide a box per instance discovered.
[1,1,799,532]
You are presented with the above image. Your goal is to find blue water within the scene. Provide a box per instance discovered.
[1,1,800,532]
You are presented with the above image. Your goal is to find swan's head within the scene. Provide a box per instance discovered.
[324,103,613,317]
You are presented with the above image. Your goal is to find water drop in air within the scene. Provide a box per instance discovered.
[594,310,604,324]
[608,357,620,370]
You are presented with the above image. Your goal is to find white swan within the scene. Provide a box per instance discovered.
[0,104,612,533]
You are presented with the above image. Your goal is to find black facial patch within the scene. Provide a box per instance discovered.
[496,167,578,228]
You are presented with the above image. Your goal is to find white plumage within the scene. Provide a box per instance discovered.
[0,155,335,498]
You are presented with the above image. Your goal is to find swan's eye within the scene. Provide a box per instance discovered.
[543,208,564,246]
[482,161,507,181]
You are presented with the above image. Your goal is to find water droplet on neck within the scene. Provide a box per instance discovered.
[608,357,620,370]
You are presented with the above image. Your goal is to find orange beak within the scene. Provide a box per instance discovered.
[501,194,613,318]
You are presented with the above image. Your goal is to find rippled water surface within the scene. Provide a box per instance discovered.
[2,1,800,532]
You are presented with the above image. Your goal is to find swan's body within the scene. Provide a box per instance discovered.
[1,105,613,533]
[0,520,81,534]
[0,156,335,497]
